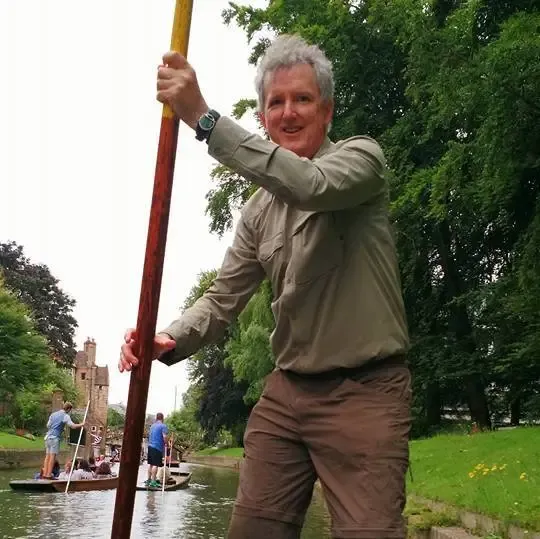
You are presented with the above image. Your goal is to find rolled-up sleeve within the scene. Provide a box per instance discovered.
[207,116,386,211]
[158,214,264,366]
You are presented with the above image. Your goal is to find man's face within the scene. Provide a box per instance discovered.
[259,63,333,159]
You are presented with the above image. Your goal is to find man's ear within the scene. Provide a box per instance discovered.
[258,111,267,130]
[323,100,334,127]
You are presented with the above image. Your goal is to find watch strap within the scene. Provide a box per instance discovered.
[195,109,221,142]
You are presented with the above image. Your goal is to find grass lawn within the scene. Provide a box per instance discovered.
[409,426,539,530]
[195,447,244,458]
[196,427,539,530]
[0,432,43,450]
[0,431,67,451]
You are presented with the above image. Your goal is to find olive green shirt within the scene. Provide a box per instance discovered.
[159,116,409,373]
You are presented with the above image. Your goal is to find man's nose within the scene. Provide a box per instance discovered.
[282,100,297,119]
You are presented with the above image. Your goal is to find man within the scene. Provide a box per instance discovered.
[42,402,84,479]
[145,412,168,488]
[90,428,103,459]
[119,34,410,539]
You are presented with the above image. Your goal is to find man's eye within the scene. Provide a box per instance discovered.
[297,95,310,102]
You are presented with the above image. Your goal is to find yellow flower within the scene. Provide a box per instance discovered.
[520,473,527,481]
[483,470,489,475]
[475,464,483,470]
[468,472,475,478]
[500,464,507,470]
[491,465,498,471]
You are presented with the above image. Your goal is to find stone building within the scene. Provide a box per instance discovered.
[73,338,109,459]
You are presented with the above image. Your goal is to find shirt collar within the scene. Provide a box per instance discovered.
[313,137,332,159]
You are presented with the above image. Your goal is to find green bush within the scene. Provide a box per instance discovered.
[13,388,48,434]
[0,414,15,432]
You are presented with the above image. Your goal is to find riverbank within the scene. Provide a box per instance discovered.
[189,427,539,532]
[0,432,70,469]
[186,452,241,470]
[0,432,43,450]
[0,449,71,470]
[409,427,538,530]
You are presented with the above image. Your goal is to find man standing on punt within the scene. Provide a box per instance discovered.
[120,34,410,539]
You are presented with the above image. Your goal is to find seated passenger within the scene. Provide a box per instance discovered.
[94,461,113,478]
[156,466,175,485]
[71,459,94,480]
[51,459,60,479]
[57,459,74,480]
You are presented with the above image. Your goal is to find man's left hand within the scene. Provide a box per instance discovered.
[156,51,209,129]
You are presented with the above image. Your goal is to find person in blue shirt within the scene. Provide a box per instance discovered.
[145,412,169,488]
[41,402,85,479]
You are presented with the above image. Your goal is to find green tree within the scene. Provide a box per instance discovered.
[370,1,540,429]
[166,385,205,451]
[0,241,78,366]
[0,277,80,433]
[225,280,275,404]
[43,364,79,404]
[0,278,51,399]
[206,0,540,433]
[107,407,125,429]
[183,271,252,446]
[12,367,81,434]
[14,389,45,432]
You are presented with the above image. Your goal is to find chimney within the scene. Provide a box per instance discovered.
[84,337,97,366]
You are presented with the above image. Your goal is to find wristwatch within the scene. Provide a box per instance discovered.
[195,109,220,142]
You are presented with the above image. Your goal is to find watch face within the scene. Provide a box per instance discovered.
[199,113,215,130]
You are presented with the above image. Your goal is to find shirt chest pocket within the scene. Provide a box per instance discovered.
[257,232,285,288]
[289,212,344,285]
[257,213,344,288]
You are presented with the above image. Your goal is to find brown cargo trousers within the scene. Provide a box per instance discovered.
[227,357,412,539]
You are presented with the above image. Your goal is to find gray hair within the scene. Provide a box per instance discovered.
[255,34,335,110]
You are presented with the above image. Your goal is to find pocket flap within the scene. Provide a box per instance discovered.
[258,232,284,261]
[291,211,318,237]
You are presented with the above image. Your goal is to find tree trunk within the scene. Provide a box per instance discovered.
[510,396,521,426]
[436,221,492,430]
[464,374,491,429]
[426,382,442,428]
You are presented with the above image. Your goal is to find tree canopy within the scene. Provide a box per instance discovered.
[0,278,79,433]
[171,0,540,443]
[183,271,252,446]
[0,241,78,366]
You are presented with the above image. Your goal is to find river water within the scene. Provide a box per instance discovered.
[0,464,331,538]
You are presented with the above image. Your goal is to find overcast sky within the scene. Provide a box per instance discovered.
[0,0,267,415]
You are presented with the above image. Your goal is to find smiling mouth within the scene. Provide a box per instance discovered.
[282,127,303,134]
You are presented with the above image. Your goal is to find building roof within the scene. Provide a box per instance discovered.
[95,366,109,386]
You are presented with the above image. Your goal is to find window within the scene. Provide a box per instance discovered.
[81,373,86,380]
[99,385,102,390]
[91,426,97,432]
